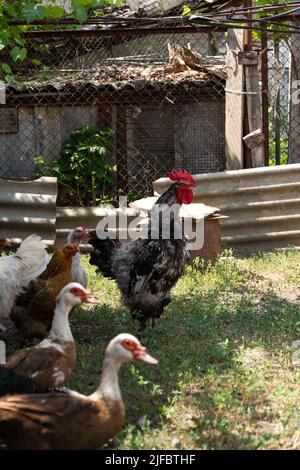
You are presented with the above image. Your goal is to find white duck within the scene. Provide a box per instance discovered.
[66,226,88,288]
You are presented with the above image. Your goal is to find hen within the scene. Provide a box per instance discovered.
[10,243,78,338]
[0,235,48,328]
[66,226,88,287]
[89,169,195,329]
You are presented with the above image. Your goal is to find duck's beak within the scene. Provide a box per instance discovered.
[82,293,102,305]
[133,346,158,365]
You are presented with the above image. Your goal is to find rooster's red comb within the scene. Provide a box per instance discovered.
[168,169,196,186]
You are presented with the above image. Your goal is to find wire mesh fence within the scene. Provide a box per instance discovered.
[1,19,300,204]
[266,33,292,166]
[0,26,226,202]
[261,30,300,169]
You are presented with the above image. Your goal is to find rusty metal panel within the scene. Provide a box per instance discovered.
[153,164,300,252]
[0,176,57,245]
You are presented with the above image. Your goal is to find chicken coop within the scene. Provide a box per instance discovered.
[0,25,227,198]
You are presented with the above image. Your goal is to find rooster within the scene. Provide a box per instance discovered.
[88,169,195,329]
[0,235,49,329]
[10,243,78,338]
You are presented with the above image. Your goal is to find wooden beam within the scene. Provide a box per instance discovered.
[115,106,128,193]
[244,59,265,167]
[0,107,18,133]
[225,29,244,170]
[238,51,258,65]
[243,128,265,149]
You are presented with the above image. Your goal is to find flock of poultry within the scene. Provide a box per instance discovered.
[0,169,196,450]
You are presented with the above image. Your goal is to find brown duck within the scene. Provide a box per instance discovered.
[0,334,157,449]
[1,283,100,395]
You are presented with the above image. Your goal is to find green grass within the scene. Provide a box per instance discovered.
[12,249,300,449]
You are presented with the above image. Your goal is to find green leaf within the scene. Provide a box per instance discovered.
[11,46,27,62]
[32,58,43,66]
[44,5,65,19]
[3,3,17,17]
[0,38,6,51]
[22,3,46,22]
[1,63,12,75]
[73,0,96,6]
[73,4,88,23]
[14,36,25,47]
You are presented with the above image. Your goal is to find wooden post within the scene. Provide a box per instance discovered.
[225,29,244,170]
[115,106,128,193]
[243,0,253,168]
[241,51,265,167]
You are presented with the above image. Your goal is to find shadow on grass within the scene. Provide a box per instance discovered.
[67,258,300,449]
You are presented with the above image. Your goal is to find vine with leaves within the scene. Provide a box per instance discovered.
[0,0,124,80]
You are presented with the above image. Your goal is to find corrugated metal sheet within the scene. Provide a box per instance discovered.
[153,164,300,252]
[55,206,141,250]
[0,177,57,245]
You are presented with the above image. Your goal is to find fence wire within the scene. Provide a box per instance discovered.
[1,22,300,204]
[0,27,226,202]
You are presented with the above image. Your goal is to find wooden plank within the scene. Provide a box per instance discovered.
[115,106,128,192]
[225,29,244,170]
[243,128,265,149]
[238,51,258,65]
[244,63,265,167]
[34,106,61,162]
[0,107,18,133]
[0,106,35,178]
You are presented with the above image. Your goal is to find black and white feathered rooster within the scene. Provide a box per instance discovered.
[88,169,196,329]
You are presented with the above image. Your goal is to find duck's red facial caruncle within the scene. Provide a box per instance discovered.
[74,226,88,241]
[69,286,101,304]
[121,338,158,365]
